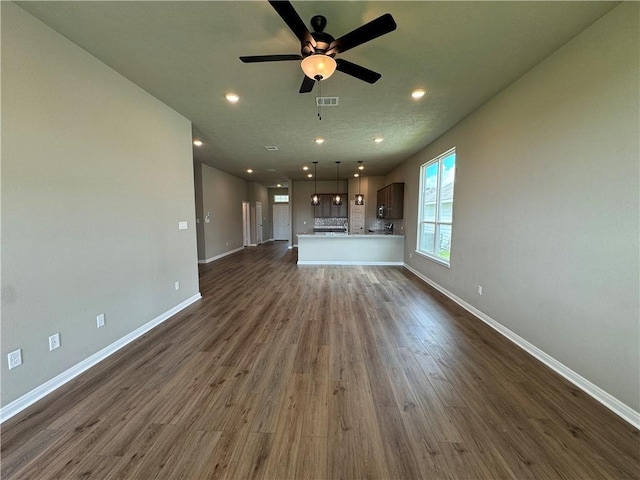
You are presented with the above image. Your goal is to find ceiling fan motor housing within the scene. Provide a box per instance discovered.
[302,17,335,58]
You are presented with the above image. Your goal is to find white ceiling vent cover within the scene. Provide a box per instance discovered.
[264,145,279,151]
[316,96,339,107]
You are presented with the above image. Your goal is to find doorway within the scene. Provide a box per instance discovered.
[255,201,263,244]
[242,201,250,247]
[273,203,290,241]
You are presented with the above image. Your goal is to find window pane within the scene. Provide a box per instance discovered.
[437,224,452,260]
[422,162,438,222]
[439,200,453,223]
[438,153,455,222]
[423,203,437,222]
[419,222,435,255]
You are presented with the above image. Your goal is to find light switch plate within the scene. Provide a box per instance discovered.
[178,221,188,230]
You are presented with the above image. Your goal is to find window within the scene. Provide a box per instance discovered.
[417,148,456,266]
[273,194,289,203]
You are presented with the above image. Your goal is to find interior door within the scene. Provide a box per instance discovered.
[273,204,289,241]
[350,200,365,234]
[242,201,250,246]
[255,201,263,244]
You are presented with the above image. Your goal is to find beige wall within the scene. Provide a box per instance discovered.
[390,3,639,411]
[1,4,199,406]
[195,163,248,261]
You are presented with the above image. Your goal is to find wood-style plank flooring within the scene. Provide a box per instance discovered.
[2,242,638,479]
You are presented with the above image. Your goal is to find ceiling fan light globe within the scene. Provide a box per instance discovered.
[301,55,337,81]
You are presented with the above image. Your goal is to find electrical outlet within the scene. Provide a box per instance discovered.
[96,313,105,328]
[8,349,22,370]
[49,333,61,351]
[477,285,483,295]
[175,281,180,291]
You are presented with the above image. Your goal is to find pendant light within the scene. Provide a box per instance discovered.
[355,161,364,205]
[333,161,342,206]
[310,161,320,206]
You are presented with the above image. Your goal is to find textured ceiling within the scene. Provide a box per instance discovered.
[15,1,617,186]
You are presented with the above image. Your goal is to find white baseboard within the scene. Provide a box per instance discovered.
[198,246,244,264]
[0,293,202,424]
[298,261,403,266]
[403,263,640,430]
[247,243,258,247]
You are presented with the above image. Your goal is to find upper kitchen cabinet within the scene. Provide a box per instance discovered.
[377,183,404,219]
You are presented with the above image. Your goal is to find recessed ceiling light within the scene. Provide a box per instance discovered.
[411,89,426,99]
[374,137,383,143]
[307,173,313,178]
[246,168,253,173]
[315,138,325,144]
[226,93,240,103]
[303,166,309,171]
[193,139,203,147]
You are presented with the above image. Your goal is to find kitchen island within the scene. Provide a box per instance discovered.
[297,233,404,265]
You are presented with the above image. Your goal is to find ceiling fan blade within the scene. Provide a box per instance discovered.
[240,54,302,63]
[299,75,315,93]
[335,59,381,84]
[328,13,397,55]
[268,0,316,48]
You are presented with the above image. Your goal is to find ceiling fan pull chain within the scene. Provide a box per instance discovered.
[317,79,322,120]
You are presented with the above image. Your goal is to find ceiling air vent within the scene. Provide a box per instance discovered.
[264,145,279,151]
[316,96,339,107]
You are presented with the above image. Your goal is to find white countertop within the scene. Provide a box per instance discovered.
[297,233,404,239]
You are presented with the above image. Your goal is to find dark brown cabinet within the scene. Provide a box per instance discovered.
[376,183,404,219]
[313,194,348,218]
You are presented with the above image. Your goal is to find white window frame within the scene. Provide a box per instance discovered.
[416,147,456,267]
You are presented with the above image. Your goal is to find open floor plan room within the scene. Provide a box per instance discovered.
[1,243,637,479]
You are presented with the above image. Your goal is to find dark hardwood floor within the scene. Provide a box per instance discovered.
[1,241,638,479]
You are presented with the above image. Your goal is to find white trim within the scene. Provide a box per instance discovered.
[0,293,202,424]
[403,263,640,430]
[198,247,244,264]
[298,261,403,266]
[247,243,258,247]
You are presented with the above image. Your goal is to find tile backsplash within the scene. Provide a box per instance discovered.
[315,217,348,227]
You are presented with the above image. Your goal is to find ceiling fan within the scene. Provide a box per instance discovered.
[240,0,397,93]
